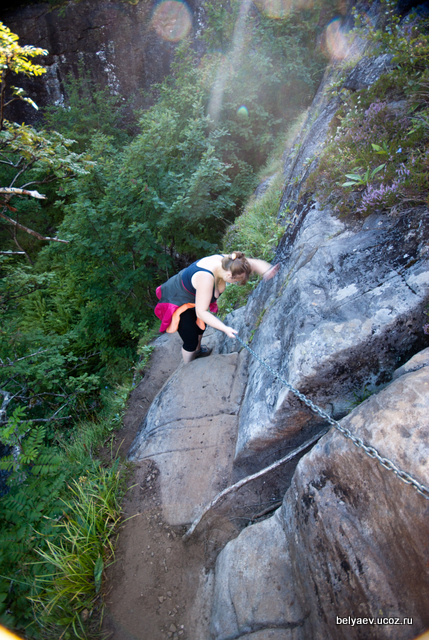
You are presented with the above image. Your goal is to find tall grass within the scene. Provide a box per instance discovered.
[31,464,123,640]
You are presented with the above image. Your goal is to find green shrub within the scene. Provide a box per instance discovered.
[305,1,429,217]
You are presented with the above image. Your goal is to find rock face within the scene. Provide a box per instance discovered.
[204,46,429,640]
[0,0,206,122]
[129,350,248,525]
[214,53,429,476]
[210,357,429,640]
[225,203,429,474]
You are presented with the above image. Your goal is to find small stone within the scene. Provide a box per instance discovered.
[158,596,164,603]
[169,624,177,632]
[167,591,172,597]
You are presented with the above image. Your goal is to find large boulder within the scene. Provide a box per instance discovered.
[129,351,248,525]
[230,204,429,473]
[211,47,429,475]
[209,355,429,640]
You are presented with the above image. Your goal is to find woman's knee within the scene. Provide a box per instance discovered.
[181,333,200,352]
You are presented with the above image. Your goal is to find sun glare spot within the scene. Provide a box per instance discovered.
[237,105,249,118]
[151,1,192,42]
[323,17,350,61]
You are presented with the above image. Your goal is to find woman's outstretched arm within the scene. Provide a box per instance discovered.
[247,258,280,280]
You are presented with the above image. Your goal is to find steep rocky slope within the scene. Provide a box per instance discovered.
[201,44,429,639]
[121,45,429,640]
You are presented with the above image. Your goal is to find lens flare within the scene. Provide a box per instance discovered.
[323,17,350,61]
[236,105,249,118]
[208,0,253,123]
[254,0,313,18]
[151,1,192,42]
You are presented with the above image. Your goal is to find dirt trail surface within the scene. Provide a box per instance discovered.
[102,330,242,640]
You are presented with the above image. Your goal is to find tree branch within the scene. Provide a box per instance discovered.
[0,187,46,199]
[0,348,51,368]
[0,209,69,244]
[182,429,329,542]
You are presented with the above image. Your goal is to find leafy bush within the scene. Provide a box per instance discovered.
[43,64,132,152]
[305,1,429,217]
[0,392,128,639]
[218,171,286,318]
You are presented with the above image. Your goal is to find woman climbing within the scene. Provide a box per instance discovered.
[155,252,279,363]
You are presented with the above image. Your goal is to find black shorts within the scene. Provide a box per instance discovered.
[178,308,204,352]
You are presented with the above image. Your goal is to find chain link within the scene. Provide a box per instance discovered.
[235,335,429,500]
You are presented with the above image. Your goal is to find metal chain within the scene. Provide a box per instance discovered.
[235,335,429,501]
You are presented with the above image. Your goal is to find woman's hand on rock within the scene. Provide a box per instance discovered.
[224,326,238,339]
[263,263,280,281]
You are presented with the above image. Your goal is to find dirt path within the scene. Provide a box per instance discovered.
[102,332,215,640]
[101,331,291,640]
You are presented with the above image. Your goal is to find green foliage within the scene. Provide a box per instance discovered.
[0,121,93,260]
[44,64,131,152]
[341,163,386,187]
[0,383,130,638]
[218,279,257,320]
[218,171,286,318]
[352,0,429,72]
[223,172,285,260]
[305,5,429,217]
[32,465,122,640]
[0,22,47,129]
[0,407,62,482]
[199,0,327,169]
[350,385,374,408]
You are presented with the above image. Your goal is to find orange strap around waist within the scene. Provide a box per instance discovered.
[166,303,205,334]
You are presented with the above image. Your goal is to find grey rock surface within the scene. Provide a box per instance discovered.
[342,54,394,91]
[209,46,429,475]
[392,346,429,380]
[232,203,429,473]
[210,512,305,640]
[209,357,429,640]
[128,351,248,525]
